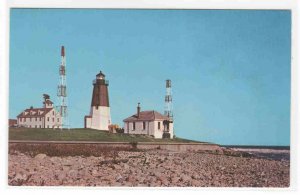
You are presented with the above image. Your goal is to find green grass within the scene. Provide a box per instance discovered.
[9,127,201,143]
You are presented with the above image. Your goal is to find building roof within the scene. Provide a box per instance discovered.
[96,71,105,78]
[17,107,53,118]
[123,110,169,122]
[43,99,53,104]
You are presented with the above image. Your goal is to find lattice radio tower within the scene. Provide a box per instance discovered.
[57,46,69,129]
[164,79,173,121]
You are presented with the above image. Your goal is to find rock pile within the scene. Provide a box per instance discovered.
[8,150,289,187]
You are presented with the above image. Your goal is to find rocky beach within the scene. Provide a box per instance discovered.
[8,146,290,187]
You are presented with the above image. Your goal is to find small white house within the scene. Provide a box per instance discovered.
[123,103,174,139]
[17,96,62,129]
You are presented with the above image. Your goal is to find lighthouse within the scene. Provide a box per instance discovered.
[84,71,111,130]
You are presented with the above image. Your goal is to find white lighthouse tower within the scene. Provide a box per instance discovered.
[84,71,111,130]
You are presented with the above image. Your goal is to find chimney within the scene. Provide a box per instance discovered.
[137,103,141,118]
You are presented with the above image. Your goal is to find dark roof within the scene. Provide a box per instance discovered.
[43,99,53,104]
[123,110,169,122]
[96,71,105,77]
[17,108,53,118]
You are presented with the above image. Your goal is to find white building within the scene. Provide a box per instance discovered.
[17,96,62,128]
[84,71,111,130]
[123,103,174,139]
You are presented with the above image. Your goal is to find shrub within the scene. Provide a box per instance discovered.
[116,128,124,134]
[129,141,138,150]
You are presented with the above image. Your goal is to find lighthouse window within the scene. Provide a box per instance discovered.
[47,117,49,121]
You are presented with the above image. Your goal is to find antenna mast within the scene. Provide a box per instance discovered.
[164,79,173,121]
[57,46,69,129]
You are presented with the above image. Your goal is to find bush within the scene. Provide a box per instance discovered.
[116,128,124,134]
[129,141,138,149]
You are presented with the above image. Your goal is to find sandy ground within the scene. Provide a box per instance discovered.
[8,149,290,187]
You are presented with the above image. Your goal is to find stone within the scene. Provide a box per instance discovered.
[159,176,169,185]
[57,172,67,181]
[155,172,162,178]
[116,174,123,182]
[126,175,135,182]
[113,164,121,170]
[181,175,191,182]
[92,170,98,176]
[191,180,201,186]
[68,170,78,178]
[123,163,130,170]
[171,177,180,184]
[14,173,27,181]
[34,154,47,160]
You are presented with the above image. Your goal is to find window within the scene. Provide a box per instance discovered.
[158,122,161,130]
[35,117,37,121]
[133,122,135,130]
[47,117,49,122]
[143,122,146,130]
[40,118,41,121]
[57,118,59,122]
[30,118,32,122]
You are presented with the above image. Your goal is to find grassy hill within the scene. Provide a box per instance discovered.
[9,128,200,143]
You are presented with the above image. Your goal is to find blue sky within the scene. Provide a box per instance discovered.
[9,9,291,146]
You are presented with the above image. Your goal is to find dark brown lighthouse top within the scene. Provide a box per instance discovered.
[96,71,105,77]
[91,71,110,107]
